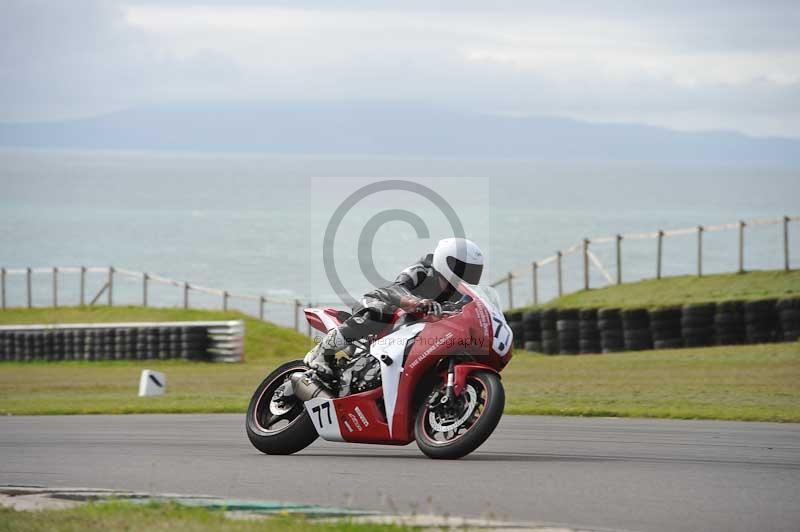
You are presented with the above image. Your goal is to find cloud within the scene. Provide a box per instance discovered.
[1,0,799,137]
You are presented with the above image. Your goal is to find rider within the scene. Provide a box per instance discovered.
[304,237,484,387]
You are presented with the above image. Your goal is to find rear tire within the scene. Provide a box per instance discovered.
[246,360,318,455]
[414,371,504,460]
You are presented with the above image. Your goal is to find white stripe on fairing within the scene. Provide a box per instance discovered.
[369,323,425,437]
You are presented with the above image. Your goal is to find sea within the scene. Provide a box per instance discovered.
[1,148,798,329]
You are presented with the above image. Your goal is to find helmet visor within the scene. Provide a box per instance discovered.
[446,256,483,285]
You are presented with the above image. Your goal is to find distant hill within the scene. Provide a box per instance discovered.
[1,102,798,164]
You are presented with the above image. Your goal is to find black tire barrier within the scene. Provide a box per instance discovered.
[522,311,541,342]
[714,301,745,344]
[744,299,778,343]
[507,311,524,349]
[650,307,682,346]
[523,340,542,352]
[779,301,800,341]
[557,309,579,354]
[578,309,600,353]
[683,302,716,317]
[539,308,559,354]
[622,308,652,351]
[654,339,684,350]
[510,321,524,349]
[0,322,239,363]
[681,302,715,347]
[503,297,799,356]
[579,339,600,354]
[598,308,624,352]
[541,340,559,354]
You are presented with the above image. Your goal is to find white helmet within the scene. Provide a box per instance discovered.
[432,238,484,287]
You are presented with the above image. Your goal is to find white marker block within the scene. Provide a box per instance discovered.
[138,370,166,397]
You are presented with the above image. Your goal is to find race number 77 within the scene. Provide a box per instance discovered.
[312,402,332,427]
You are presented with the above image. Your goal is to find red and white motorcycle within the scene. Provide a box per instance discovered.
[245,283,513,459]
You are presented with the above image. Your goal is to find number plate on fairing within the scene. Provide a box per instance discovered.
[490,311,512,356]
[304,397,344,441]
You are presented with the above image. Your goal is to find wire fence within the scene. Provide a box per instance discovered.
[491,215,799,310]
[0,266,338,334]
[3,215,797,327]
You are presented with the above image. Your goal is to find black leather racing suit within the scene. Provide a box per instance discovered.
[337,254,460,343]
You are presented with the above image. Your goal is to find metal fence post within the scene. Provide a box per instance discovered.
[26,267,32,308]
[52,267,58,308]
[506,272,514,309]
[615,234,622,284]
[259,296,265,320]
[738,221,745,273]
[784,215,790,271]
[556,251,563,297]
[582,238,590,290]
[294,299,301,332]
[183,282,189,309]
[142,273,148,307]
[223,291,229,311]
[697,226,704,277]
[108,266,114,306]
[656,230,664,279]
[80,266,86,306]
[1,267,5,310]
[532,262,539,305]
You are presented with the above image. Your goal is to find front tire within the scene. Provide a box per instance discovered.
[414,370,504,459]
[246,360,318,455]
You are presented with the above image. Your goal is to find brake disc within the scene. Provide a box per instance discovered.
[428,384,478,433]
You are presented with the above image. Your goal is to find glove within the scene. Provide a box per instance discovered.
[415,299,443,318]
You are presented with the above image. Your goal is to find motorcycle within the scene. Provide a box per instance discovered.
[245,282,513,459]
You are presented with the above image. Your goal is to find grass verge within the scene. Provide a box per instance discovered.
[519,270,800,310]
[1,307,799,421]
[0,500,406,532]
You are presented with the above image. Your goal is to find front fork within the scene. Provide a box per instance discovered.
[428,358,457,410]
[442,357,456,405]
[429,360,499,410]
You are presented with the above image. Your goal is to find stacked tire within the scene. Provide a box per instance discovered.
[714,301,745,345]
[622,309,652,351]
[556,309,580,354]
[506,311,524,350]
[540,309,559,354]
[778,299,800,342]
[578,309,600,354]
[744,299,778,344]
[522,311,542,352]
[682,303,715,347]
[650,308,683,350]
[598,308,624,353]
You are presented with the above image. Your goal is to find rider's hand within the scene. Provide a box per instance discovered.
[415,299,443,318]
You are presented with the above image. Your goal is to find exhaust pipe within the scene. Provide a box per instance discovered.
[290,373,333,402]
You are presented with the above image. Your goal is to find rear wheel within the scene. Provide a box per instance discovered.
[246,360,318,455]
[414,370,504,459]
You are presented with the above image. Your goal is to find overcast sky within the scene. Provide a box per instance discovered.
[2,0,799,137]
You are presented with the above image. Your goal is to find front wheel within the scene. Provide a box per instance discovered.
[414,370,504,459]
[246,360,318,455]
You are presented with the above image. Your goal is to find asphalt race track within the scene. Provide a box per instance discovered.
[1,414,798,531]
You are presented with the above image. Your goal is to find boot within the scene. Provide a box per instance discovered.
[303,327,347,386]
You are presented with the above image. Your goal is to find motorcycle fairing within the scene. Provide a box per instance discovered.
[368,322,425,438]
[304,308,343,333]
[309,323,425,444]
